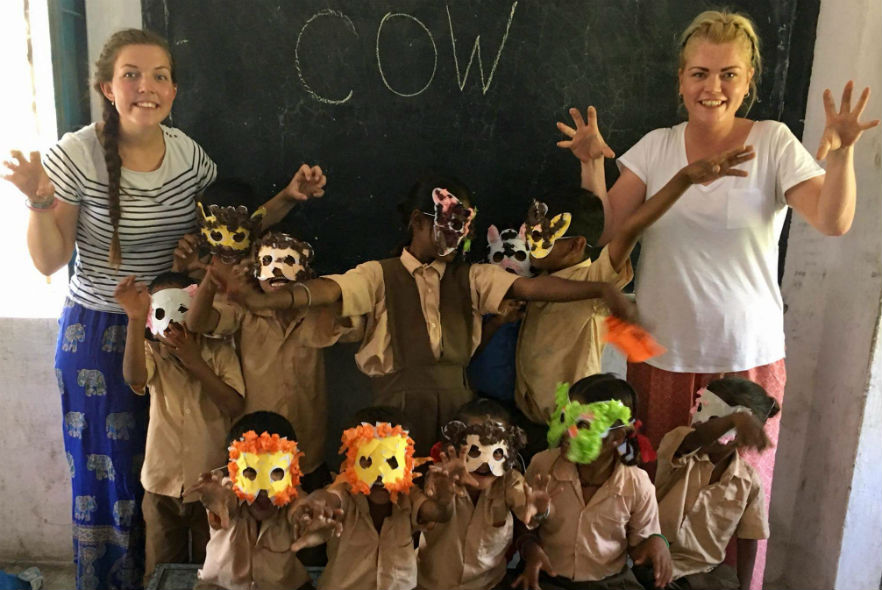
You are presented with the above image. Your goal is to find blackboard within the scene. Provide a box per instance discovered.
[144,0,818,273]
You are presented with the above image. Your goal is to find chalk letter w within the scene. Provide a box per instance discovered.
[446,2,517,95]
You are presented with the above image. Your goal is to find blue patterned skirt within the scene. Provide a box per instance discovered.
[56,298,148,590]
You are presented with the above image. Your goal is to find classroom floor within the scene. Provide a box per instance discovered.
[0,561,75,590]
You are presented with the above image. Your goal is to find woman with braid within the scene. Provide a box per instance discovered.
[3,29,320,590]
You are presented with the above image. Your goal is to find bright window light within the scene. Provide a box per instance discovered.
[0,0,68,318]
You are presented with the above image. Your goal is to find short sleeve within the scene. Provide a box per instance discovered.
[408,486,430,531]
[192,140,217,192]
[212,301,244,337]
[208,341,245,397]
[617,128,667,185]
[736,472,769,540]
[504,470,530,523]
[772,122,825,206]
[297,304,365,347]
[469,263,520,315]
[323,261,384,317]
[137,341,157,396]
[654,427,695,490]
[626,468,661,546]
[43,132,91,205]
[586,245,634,288]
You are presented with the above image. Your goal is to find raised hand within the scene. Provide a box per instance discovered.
[113,276,151,321]
[512,539,555,589]
[171,233,207,273]
[289,491,344,551]
[496,299,527,325]
[601,284,639,326]
[158,322,203,368]
[215,262,265,310]
[816,82,880,160]
[2,150,55,202]
[183,471,235,530]
[556,106,616,162]
[426,445,479,500]
[284,163,327,201]
[681,145,756,185]
[522,473,559,527]
[731,412,771,451]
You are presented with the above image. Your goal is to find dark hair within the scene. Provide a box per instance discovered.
[453,398,512,426]
[93,29,175,268]
[200,178,258,209]
[442,399,526,470]
[396,173,474,228]
[227,411,297,446]
[535,186,605,259]
[569,373,640,465]
[345,406,410,432]
[148,271,197,293]
[705,376,780,423]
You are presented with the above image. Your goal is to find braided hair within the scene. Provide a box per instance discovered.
[92,29,175,268]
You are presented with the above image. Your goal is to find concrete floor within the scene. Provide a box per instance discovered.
[0,561,75,590]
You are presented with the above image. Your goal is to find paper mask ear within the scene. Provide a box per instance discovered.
[487,224,501,245]
[432,187,447,206]
[548,212,572,241]
[250,206,266,225]
[518,223,527,240]
[554,382,571,410]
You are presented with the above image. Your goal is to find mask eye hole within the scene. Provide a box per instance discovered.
[531,230,543,242]
[177,305,188,314]
[210,231,223,242]
[233,232,246,243]
[492,252,504,262]
[284,255,296,266]
[576,420,591,430]
[696,403,703,413]
[359,456,372,469]
[270,468,285,481]
[154,308,165,320]
[514,251,527,261]
[559,411,566,423]
[243,467,257,481]
[493,448,505,461]
[449,218,463,231]
[262,255,273,266]
[386,456,399,470]
[468,445,482,458]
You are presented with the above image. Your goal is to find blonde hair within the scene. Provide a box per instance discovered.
[678,10,762,113]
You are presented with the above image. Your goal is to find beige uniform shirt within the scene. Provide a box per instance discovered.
[318,487,429,590]
[418,470,530,590]
[515,246,633,423]
[655,427,769,578]
[213,302,361,473]
[525,448,660,582]
[324,250,519,376]
[139,338,245,501]
[196,502,310,590]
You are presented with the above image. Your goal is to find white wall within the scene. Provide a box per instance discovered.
[767,0,882,587]
[85,0,141,121]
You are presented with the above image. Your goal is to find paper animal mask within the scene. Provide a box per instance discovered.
[253,232,314,286]
[442,419,526,477]
[227,430,303,506]
[690,388,752,445]
[525,200,571,259]
[547,382,632,464]
[431,187,476,256]
[486,224,532,276]
[148,285,197,336]
[198,202,266,264]
[338,422,416,501]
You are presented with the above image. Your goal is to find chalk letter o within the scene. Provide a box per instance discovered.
[376,12,437,98]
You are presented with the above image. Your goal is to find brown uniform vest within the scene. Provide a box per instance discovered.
[372,257,475,453]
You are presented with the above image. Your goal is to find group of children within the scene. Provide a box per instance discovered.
[113,140,776,590]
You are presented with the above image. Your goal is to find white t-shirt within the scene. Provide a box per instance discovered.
[617,120,824,372]
[44,123,216,313]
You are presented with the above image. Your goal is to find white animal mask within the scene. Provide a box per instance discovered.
[690,388,752,445]
[487,224,531,277]
[463,433,509,477]
[148,286,195,336]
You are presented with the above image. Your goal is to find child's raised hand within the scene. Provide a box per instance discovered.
[630,535,673,589]
[113,276,151,321]
[158,323,203,369]
[426,445,479,500]
[731,411,772,451]
[215,263,265,310]
[183,471,234,529]
[171,233,207,274]
[680,145,756,185]
[284,163,327,201]
[512,539,555,590]
[522,473,560,528]
[496,299,526,325]
[600,284,639,326]
[556,106,616,163]
[2,150,55,201]
[289,491,344,551]
[816,82,880,160]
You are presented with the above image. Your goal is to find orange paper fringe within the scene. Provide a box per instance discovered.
[338,422,416,502]
[227,430,303,506]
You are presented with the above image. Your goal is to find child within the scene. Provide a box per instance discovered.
[516,374,672,590]
[515,142,756,425]
[187,181,362,489]
[290,406,463,590]
[219,175,636,454]
[114,272,245,581]
[186,411,314,590]
[650,377,778,590]
[418,398,553,590]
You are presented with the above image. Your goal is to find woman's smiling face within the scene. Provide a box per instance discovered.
[678,39,753,127]
[101,44,177,132]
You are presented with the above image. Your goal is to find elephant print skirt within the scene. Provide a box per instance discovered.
[56,298,148,590]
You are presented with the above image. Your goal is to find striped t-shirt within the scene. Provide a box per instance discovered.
[44,123,216,313]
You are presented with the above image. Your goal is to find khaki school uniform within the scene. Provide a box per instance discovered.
[656,426,769,581]
[325,250,518,452]
[139,337,245,578]
[318,486,430,590]
[525,448,659,582]
[515,246,633,424]
[196,501,311,590]
[418,470,531,590]
[213,302,361,474]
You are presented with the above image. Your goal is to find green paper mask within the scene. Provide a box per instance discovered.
[547,382,632,464]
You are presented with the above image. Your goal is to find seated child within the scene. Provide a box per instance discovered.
[114,272,245,581]
[516,374,671,590]
[467,225,532,403]
[418,398,552,590]
[189,216,362,490]
[290,406,463,590]
[187,411,313,590]
[217,175,635,454]
[516,141,756,425]
[650,377,778,590]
